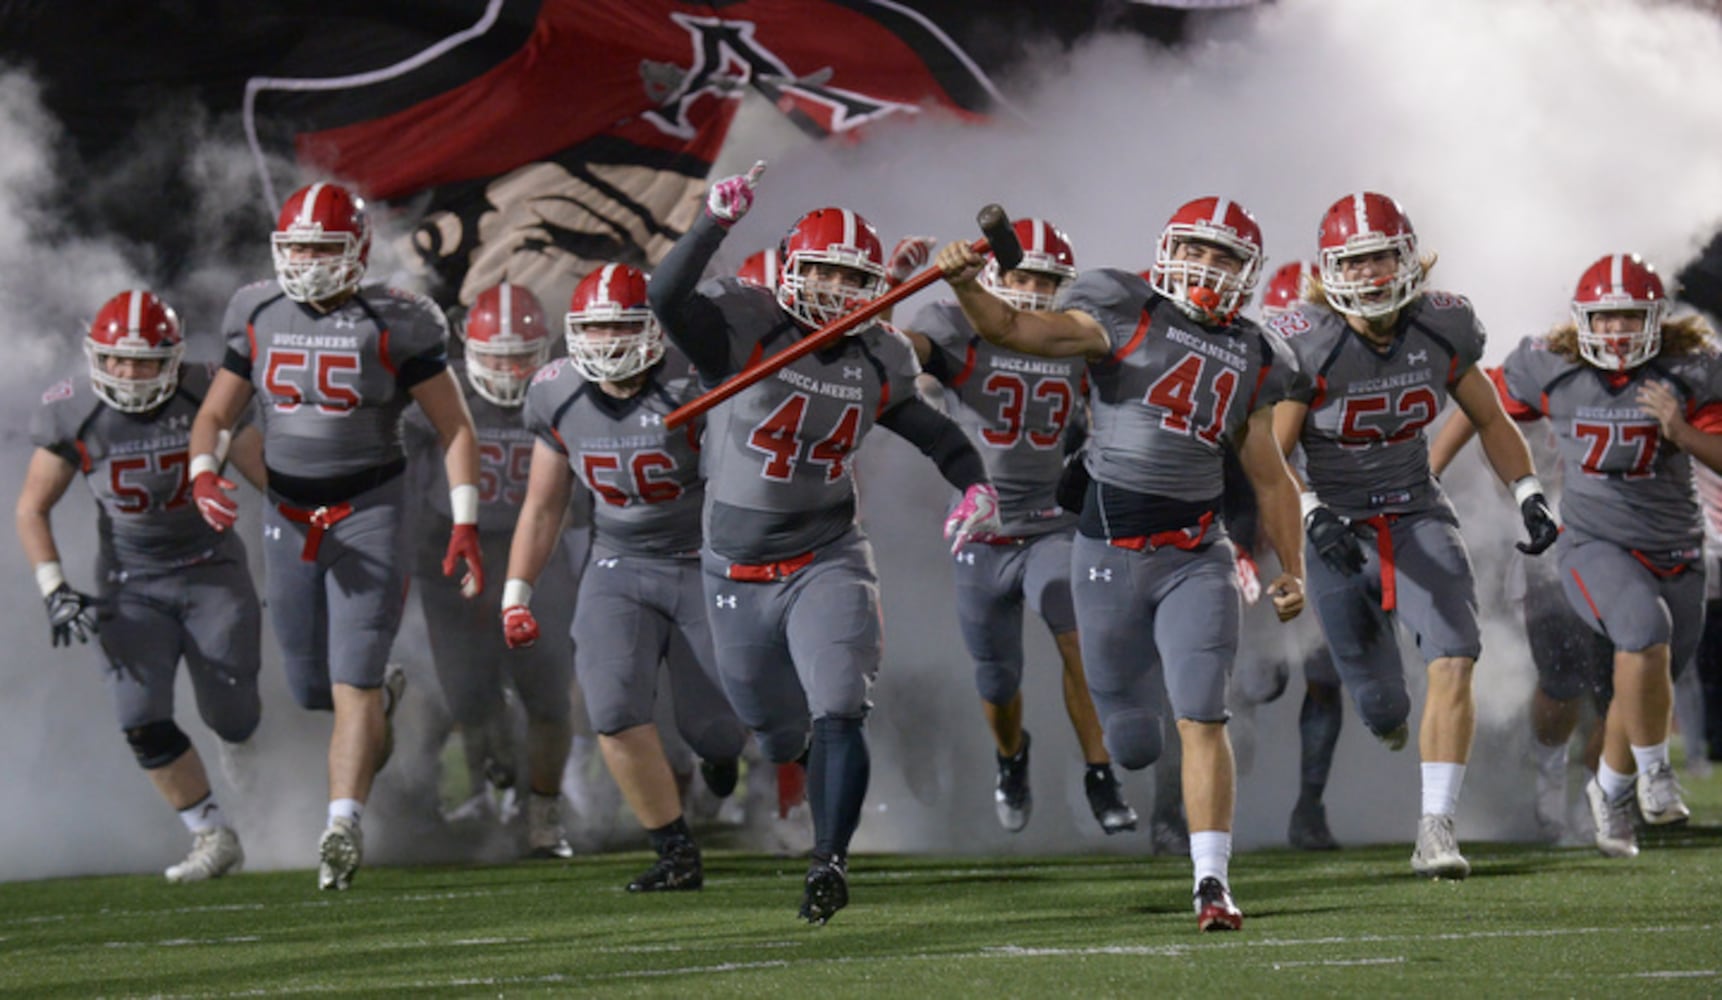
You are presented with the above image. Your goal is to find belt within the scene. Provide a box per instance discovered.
[276,502,356,562]
[1109,511,1214,553]
[726,550,816,582]
[1630,546,1701,578]
[1357,513,1400,612]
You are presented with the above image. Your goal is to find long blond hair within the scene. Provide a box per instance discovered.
[1543,312,1716,363]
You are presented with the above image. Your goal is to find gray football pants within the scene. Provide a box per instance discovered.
[1558,528,1705,678]
[951,529,1078,706]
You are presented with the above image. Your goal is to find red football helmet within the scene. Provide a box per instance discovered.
[737,249,781,289]
[1149,196,1263,324]
[86,289,185,412]
[464,282,551,406]
[272,182,371,304]
[776,207,887,327]
[981,217,1077,311]
[1260,261,1318,320]
[1317,191,1422,319]
[565,264,663,382]
[1571,253,1667,371]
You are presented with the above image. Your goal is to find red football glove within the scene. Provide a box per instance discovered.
[443,523,484,598]
[192,470,238,532]
[501,604,539,649]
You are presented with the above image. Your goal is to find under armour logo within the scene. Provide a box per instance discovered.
[715,594,738,609]
[842,365,864,380]
[1407,350,1428,364]
[955,551,975,565]
[162,413,191,431]
[330,313,360,329]
[597,557,619,569]
[264,525,282,540]
[1088,567,1112,582]
[640,413,663,427]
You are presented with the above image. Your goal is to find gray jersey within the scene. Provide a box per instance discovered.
[1271,291,1486,517]
[30,363,244,573]
[915,300,1079,537]
[405,361,533,534]
[524,355,705,556]
[696,278,921,562]
[1059,269,1305,501]
[221,278,448,479]
[1501,337,1722,551]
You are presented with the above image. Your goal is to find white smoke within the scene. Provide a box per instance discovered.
[713,0,1722,851]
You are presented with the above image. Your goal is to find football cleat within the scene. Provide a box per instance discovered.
[1635,762,1690,826]
[1193,877,1243,932]
[1149,810,1191,857]
[1288,797,1340,851]
[1409,813,1469,879]
[375,666,407,773]
[165,826,243,884]
[1084,766,1138,835]
[317,816,363,891]
[526,792,574,859]
[994,731,1032,832]
[700,757,740,799]
[799,854,850,925]
[1585,777,1639,859]
[626,838,703,892]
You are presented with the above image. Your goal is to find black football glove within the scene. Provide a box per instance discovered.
[1055,451,1091,514]
[45,583,99,647]
[1516,492,1559,555]
[1305,506,1366,576]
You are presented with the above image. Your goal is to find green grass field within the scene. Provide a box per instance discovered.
[5,770,1721,998]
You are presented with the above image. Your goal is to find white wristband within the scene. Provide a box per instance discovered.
[35,561,66,598]
[450,484,480,525]
[502,578,533,609]
[1511,475,1544,507]
[1299,491,1323,522]
[189,453,221,479]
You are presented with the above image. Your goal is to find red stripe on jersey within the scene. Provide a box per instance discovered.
[550,428,569,455]
[745,342,765,369]
[1310,375,1328,411]
[1109,310,1151,365]
[684,421,701,453]
[73,440,92,474]
[1487,367,1540,421]
[1446,354,1460,388]
[1570,568,1602,623]
[1245,363,1272,413]
[377,327,397,377]
[876,377,891,418]
[1689,401,1722,435]
[949,339,978,389]
[246,322,258,362]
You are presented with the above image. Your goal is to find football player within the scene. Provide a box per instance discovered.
[1432,253,1722,857]
[648,164,1001,925]
[502,263,748,892]
[1267,191,1557,879]
[18,290,266,883]
[936,195,1309,932]
[900,218,1139,838]
[189,181,483,890]
[403,281,578,858]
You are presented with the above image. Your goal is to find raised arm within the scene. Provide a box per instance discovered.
[934,242,1108,360]
[648,163,765,383]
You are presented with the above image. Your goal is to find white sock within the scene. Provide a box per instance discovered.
[1533,740,1568,777]
[1630,741,1670,776]
[179,795,226,834]
[328,798,364,826]
[1190,830,1231,889]
[1597,761,1635,803]
[1420,762,1466,817]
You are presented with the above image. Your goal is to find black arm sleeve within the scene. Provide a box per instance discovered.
[647,212,737,383]
[398,348,449,390]
[222,346,253,380]
[878,395,987,491]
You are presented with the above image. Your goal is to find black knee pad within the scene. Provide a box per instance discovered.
[1355,680,1410,738]
[1103,708,1163,771]
[125,719,191,770]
